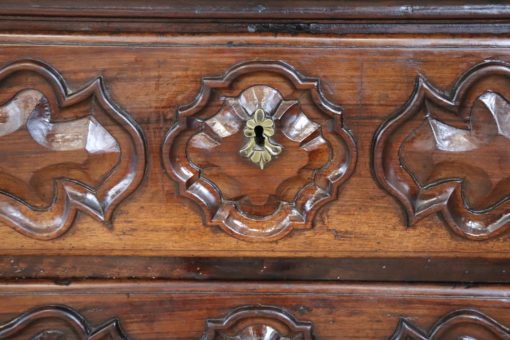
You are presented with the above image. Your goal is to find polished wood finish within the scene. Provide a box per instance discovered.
[163,60,356,241]
[0,281,509,339]
[374,60,510,240]
[202,305,313,340]
[1,0,509,20]
[391,309,510,340]
[0,305,126,340]
[0,59,145,240]
[2,255,510,283]
[1,1,510,338]
[1,35,510,263]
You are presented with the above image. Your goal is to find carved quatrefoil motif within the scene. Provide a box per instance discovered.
[201,305,314,340]
[0,60,145,239]
[374,60,510,239]
[390,309,510,339]
[0,305,127,339]
[163,61,356,241]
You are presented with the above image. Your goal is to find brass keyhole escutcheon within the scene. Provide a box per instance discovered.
[240,108,283,169]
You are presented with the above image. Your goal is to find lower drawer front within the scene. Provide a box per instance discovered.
[0,282,509,339]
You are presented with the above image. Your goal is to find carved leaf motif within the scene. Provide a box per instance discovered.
[0,305,127,339]
[390,309,510,340]
[202,305,313,340]
[0,60,146,239]
[374,60,510,239]
[163,61,357,241]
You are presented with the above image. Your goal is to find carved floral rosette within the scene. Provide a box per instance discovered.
[374,60,510,239]
[0,60,146,239]
[163,60,356,241]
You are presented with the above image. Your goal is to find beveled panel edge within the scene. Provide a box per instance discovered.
[0,59,147,240]
[390,309,510,340]
[162,59,357,242]
[0,305,127,340]
[373,59,510,240]
[202,305,313,340]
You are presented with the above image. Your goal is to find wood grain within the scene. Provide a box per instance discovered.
[1,2,510,337]
[391,309,510,340]
[0,59,146,240]
[1,256,510,282]
[163,60,356,241]
[374,60,510,240]
[202,305,313,340]
[0,281,510,339]
[0,305,126,340]
[1,34,510,260]
[0,0,509,20]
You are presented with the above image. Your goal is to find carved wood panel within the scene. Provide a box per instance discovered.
[0,305,127,339]
[390,309,510,340]
[202,305,313,340]
[0,60,146,239]
[163,60,357,241]
[374,60,510,239]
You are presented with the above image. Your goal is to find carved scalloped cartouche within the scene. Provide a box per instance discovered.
[374,60,510,239]
[201,305,313,340]
[163,60,357,241]
[0,60,146,239]
[0,305,127,339]
[390,309,510,339]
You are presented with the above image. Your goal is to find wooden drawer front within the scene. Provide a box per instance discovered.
[0,282,510,339]
[1,34,510,264]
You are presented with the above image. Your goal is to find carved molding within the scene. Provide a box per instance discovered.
[163,60,356,241]
[390,309,510,339]
[0,305,127,339]
[0,59,146,239]
[374,60,510,239]
[202,305,313,340]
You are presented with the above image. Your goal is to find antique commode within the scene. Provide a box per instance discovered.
[0,1,510,339]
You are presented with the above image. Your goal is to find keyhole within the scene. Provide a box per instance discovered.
[254,125,265,146]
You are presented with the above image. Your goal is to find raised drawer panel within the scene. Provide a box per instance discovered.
[0,282,509,339]
[0,34,510,261]
[0,60,145,240]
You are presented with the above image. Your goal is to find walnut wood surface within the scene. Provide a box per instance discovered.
[2,255,510,283]
[2,1,510,35]
[0,305,127,340]
[2,34,510,262]
[202,305,313,340]
[163,60,356,241]
[1,0,509,20]
[374,60,510,240]
[0,3,509,287]
[390,309,510,340]
[0,59,146,240]
[0,281,509,339]
[1,2,510,337]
